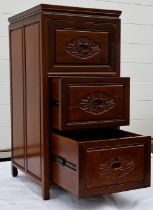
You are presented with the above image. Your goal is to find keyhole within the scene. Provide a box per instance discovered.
[79,44,88,50]
[92,99,102,105]
[112,162,121,169]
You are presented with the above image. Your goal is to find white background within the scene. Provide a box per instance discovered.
[0,0,153,150]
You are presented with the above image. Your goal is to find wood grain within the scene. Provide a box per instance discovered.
[10,28,25,170]
[25,23,41,180]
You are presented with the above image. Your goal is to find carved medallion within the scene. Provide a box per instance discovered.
[65,36,101,59]
[80,91,115,115]
[99,155,135,179]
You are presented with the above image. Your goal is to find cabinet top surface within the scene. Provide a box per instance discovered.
[8,4,122,23]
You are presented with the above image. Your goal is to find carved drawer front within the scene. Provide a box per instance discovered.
[50,77,129,130]
[85,145,144,189]
[48,16,120,76]
[51,130,151,198]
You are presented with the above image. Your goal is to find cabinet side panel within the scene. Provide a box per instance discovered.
[25,23,41,179]
[10,28,25,169]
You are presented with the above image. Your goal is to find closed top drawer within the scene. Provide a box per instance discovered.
[50,77,130,130]
[47,12,121,76]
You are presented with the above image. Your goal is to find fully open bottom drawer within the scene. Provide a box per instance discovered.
[51,129,151,198]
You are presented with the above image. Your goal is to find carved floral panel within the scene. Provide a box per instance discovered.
[80,91,115,115]
[98,155,135,179]
[65,36,102,59]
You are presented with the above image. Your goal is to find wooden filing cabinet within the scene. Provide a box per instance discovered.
[9,4,151,200]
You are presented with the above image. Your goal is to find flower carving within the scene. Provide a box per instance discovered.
[99,156,135,179]
[80,91,115,115]
[65,36,102,59]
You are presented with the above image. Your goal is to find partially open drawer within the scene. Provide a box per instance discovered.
[51,129,151,198]
[50,77,130,130]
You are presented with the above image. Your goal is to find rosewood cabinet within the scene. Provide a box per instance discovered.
[9,4,151,200]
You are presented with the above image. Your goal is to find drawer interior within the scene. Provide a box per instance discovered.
[52,128,143,142]
[51,129,151,198]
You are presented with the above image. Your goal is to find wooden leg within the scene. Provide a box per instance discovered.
[42,185,50,200]
[11,165,18,177]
